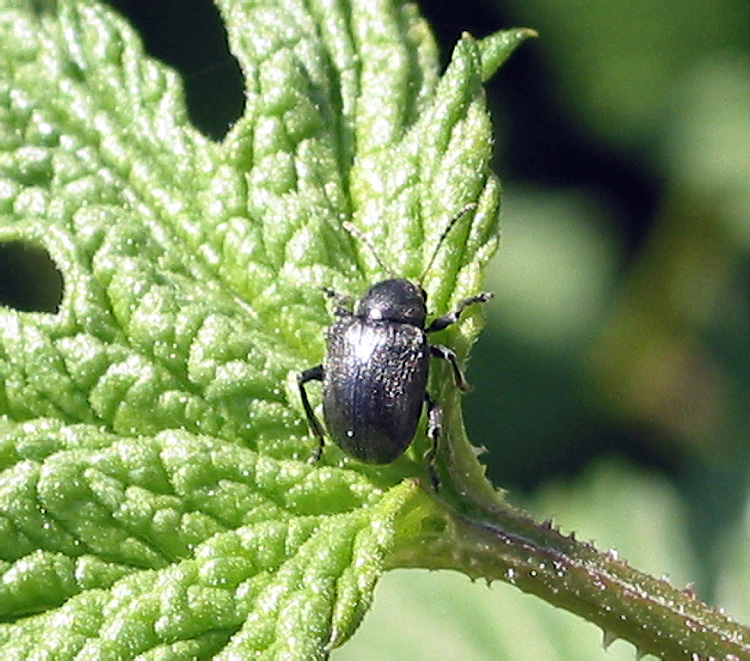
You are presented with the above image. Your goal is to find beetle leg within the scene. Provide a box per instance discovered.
[430,344,471,392]
[321,287,354,316]
[423,392,442,491]
[425,292,494,333]
[297,365,325,461]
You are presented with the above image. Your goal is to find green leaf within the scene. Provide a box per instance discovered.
[0,421,420,657]
[0,0,532,657]
[3,1,750,658]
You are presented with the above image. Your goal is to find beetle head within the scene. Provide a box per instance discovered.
[356,279,427,327]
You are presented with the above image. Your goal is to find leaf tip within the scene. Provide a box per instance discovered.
[477,27,538,82]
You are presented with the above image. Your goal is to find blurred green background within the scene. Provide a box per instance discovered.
[4,0,749,657]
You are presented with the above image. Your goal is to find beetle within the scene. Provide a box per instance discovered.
[297,204,492,489]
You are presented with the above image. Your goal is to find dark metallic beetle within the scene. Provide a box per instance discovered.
[297,205,492,488]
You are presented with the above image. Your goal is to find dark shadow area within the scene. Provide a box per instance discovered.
[463,332,680,493]
[420,1,661,257]
[104,0,245,141]
[0,242,64,313]
[419,2,669,492]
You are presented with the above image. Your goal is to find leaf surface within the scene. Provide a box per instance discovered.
[0,1,529,656]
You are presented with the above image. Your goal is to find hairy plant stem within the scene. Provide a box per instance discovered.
[384,383,750,658]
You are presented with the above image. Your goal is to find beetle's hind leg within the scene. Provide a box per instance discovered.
[423,392,443,491]
[426,292,494,333]
[297,365,325,462]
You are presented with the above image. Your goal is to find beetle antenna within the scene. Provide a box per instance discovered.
[343,221,394,276]
[419,203,477,285]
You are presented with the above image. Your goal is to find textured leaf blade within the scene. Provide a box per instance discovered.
[0,0,530,657]
[0,420,424,657]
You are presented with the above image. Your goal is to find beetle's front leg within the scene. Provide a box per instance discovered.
[430,344,471,392]
[297,365,325,461]
[322,288,354,316]
[423,392,443,491]
[426,292,494,333]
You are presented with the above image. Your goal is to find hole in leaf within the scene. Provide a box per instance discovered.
[104,0,245,141]
[0,242,64,313]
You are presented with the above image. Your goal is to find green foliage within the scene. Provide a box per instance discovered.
[503,0,749,146]
[342,461,691,660]
[3,0,748,658]
[342,460,750,660]
[0,0,532,656]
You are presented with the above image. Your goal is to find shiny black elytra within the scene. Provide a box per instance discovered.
[297,206,492,489]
